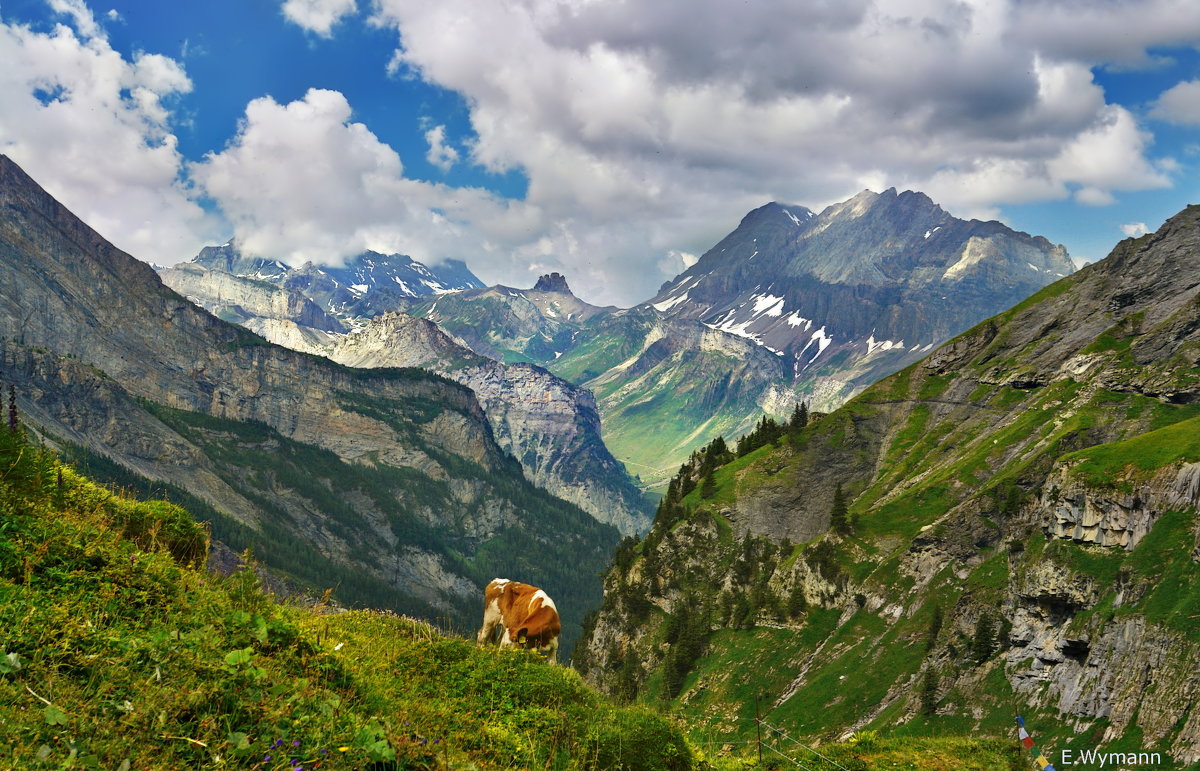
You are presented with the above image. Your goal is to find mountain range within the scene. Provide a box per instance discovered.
[577,201,1200,763]
[161,258,653,534]
[403,190,1074,488]
[0,154,615,652]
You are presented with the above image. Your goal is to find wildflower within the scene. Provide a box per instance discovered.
[263,755,271,762]
[338,746,349,752]
[272,739,284,748]
[292,740,301,746]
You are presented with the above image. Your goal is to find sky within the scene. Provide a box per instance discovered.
[1,0,1199,307]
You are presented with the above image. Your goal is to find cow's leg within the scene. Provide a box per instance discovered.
[477,597,503,645]
[497,627,516,648]
[544,636,559,665]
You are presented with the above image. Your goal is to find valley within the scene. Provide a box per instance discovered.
[3,150,1199,768]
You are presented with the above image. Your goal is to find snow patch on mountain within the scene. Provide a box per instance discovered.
[652,292,690,312]
[798,326,833,362]
[751,293,785,317]
[866,334,904,354]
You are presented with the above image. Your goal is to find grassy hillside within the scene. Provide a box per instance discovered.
[0,417,695,770]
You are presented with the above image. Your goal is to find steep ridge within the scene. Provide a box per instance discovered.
[324,313,653,534]
[578,205,1200,763]
[159,260,653,533]
[0,154,616,649]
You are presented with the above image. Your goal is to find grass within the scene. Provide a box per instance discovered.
[1063,414,1200,489]
[1123,509,1200,632]
[0,425,696,770]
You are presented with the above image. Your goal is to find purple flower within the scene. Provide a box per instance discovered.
[292,740,301,746]
[263,755,272,762]
[273,739,284,748]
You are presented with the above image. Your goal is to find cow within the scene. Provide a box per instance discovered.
[476,578,561,663]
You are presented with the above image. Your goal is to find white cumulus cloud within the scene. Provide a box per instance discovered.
[191,88,526,273]
[0,11,218,262]
[358,0,1183,304]
[1121,222,1150,237]
[281,0,357,37]
[424,124,459,171]
[1151,79,1200,125]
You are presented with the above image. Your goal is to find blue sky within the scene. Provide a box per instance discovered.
[1,0,1199,306]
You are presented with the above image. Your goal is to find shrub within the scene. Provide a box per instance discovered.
[580,707,695,771]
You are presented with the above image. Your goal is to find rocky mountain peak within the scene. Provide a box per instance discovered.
[533,272,572,294]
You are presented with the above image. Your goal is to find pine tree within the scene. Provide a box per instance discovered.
[830,483,851,535]
[925,605,944,651]
[789,401,809,435]
[971,612,996,663]
[700,468,716,499]
[787,582,807,618]
[7,384,18,432]
[616,646,642,702]
[920,670,939,715]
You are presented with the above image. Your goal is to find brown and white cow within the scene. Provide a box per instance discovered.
[476,578,561,663]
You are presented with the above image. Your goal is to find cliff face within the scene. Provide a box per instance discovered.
[159,263,346,332]
[0,154,616,649]
[578,205,1200,762]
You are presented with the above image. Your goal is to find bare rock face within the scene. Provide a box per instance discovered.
[323,313,652,535]
[159,263,345,332]
[533,272,571,293]
[1040,460,1200,551]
